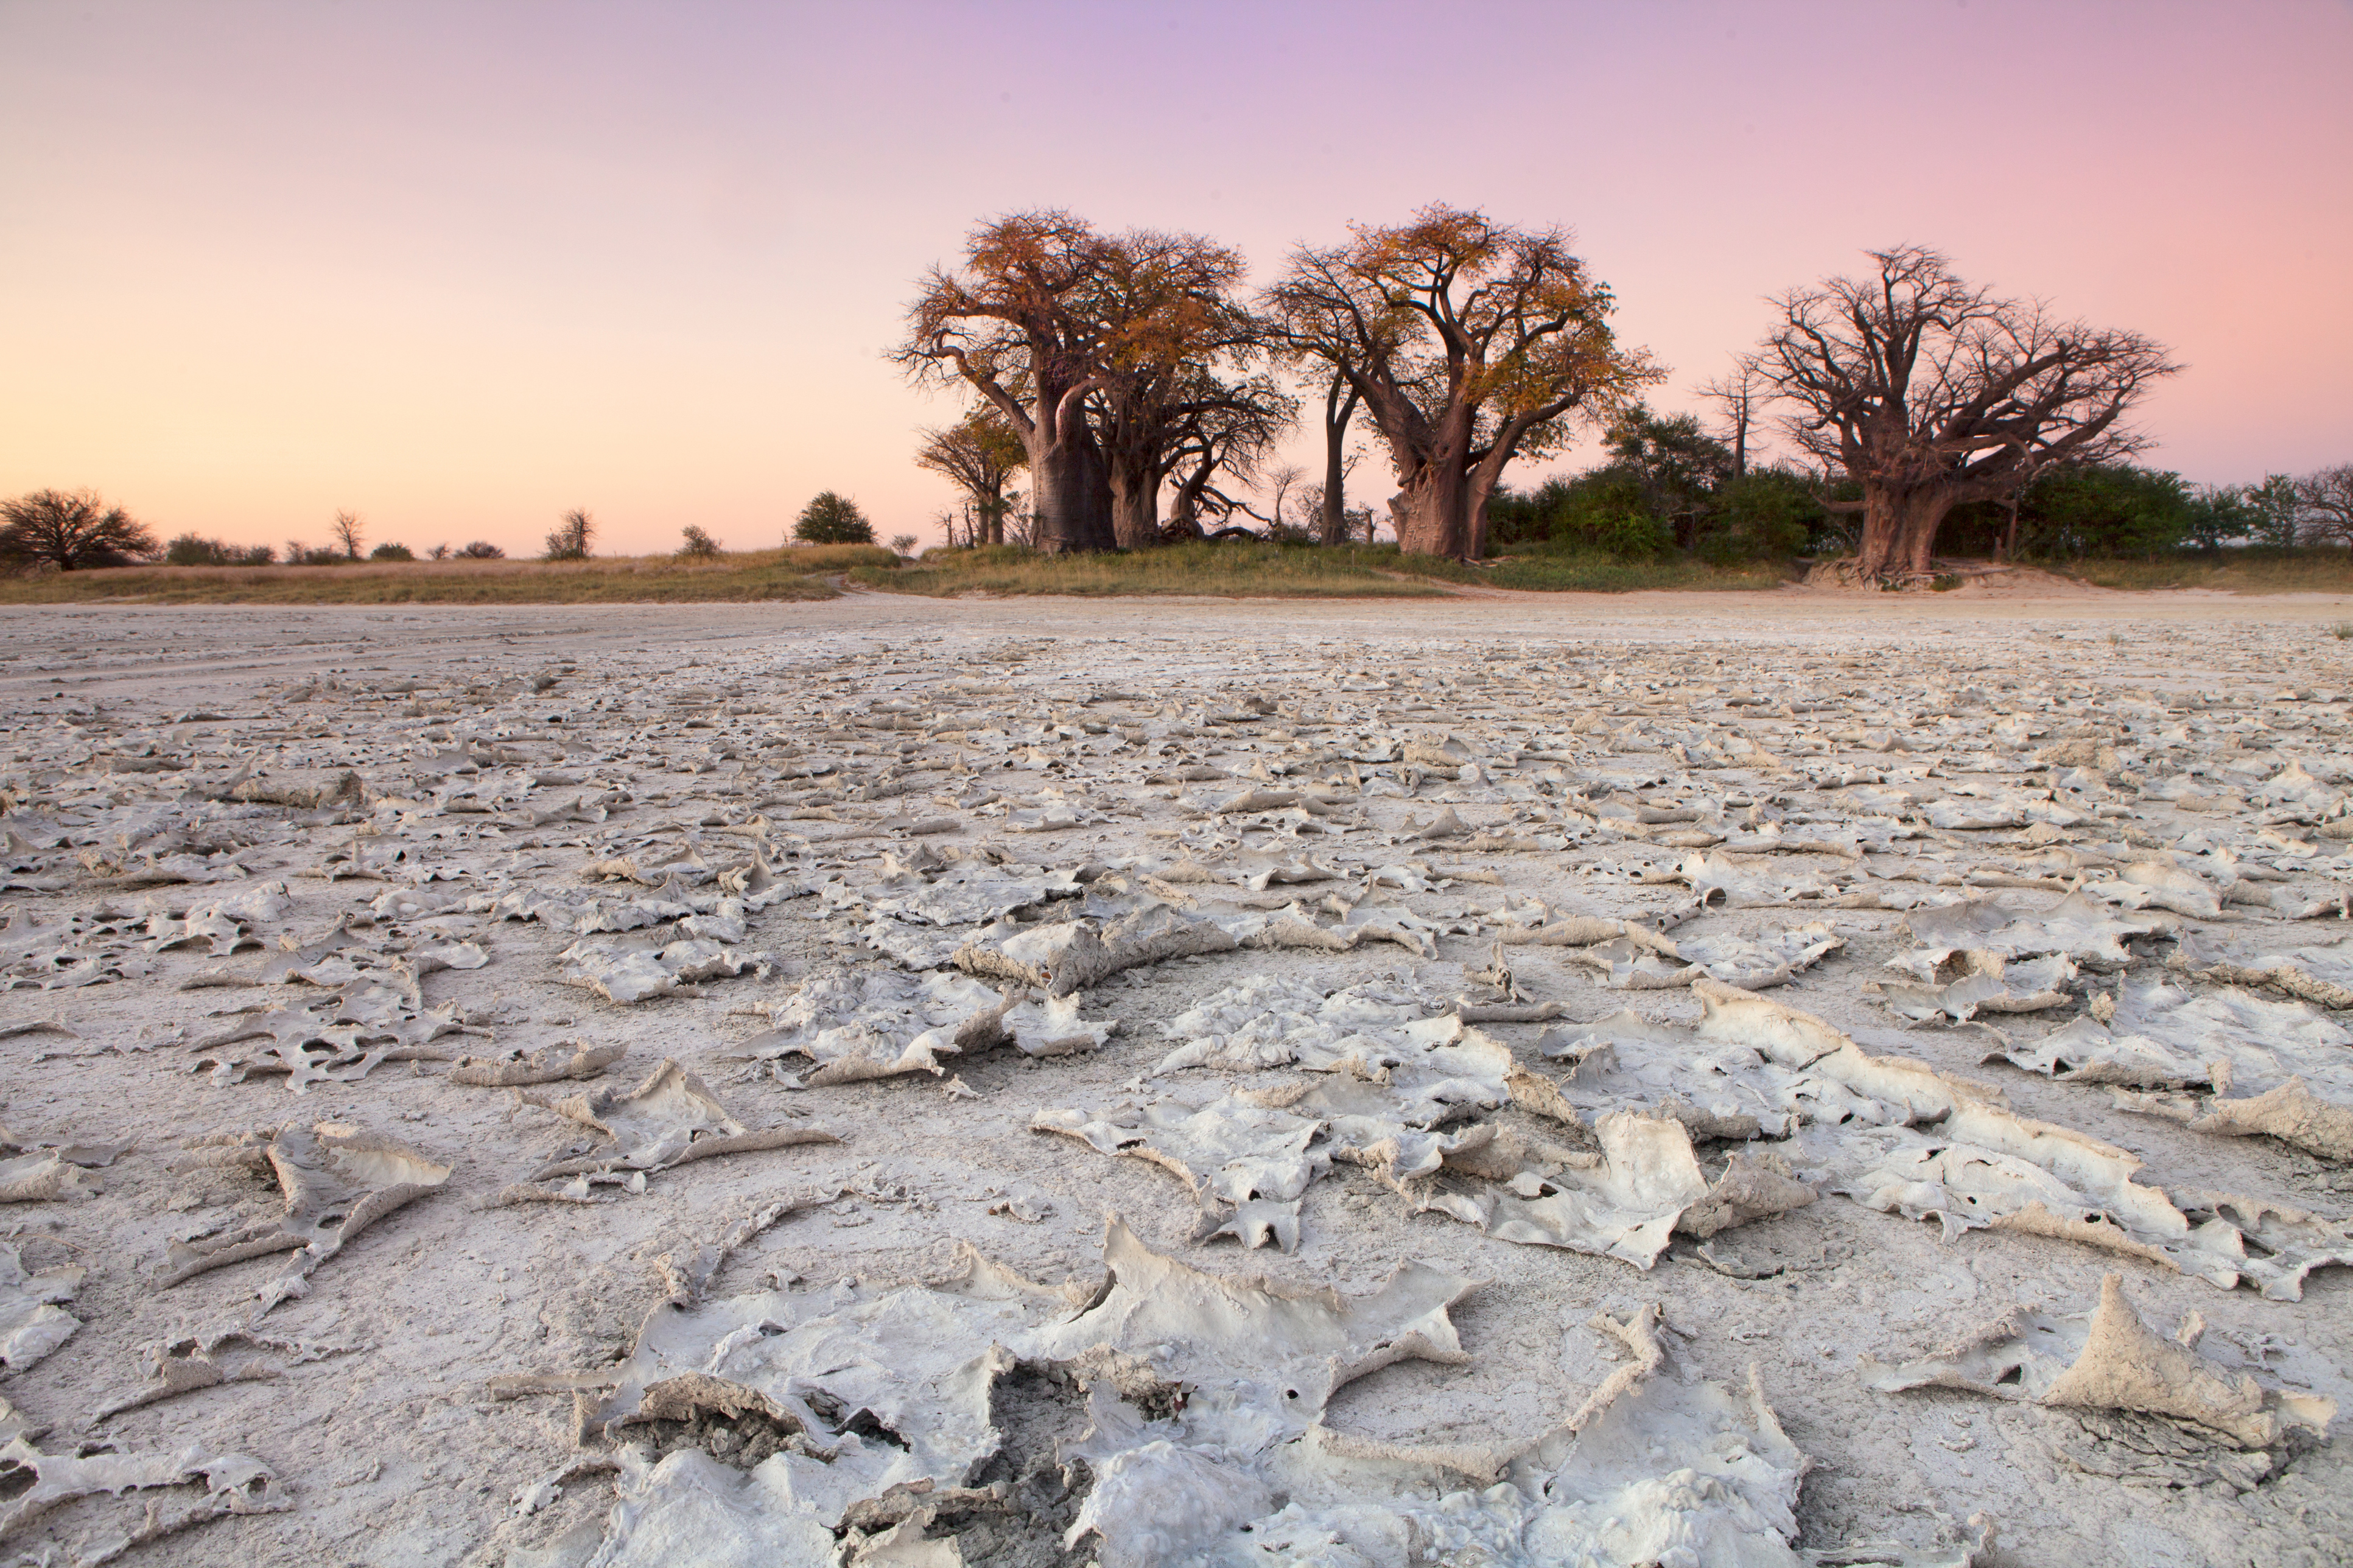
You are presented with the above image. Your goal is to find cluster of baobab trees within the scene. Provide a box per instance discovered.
[898,207,2180,581]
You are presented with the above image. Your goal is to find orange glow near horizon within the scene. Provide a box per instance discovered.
[5,1,2350,559]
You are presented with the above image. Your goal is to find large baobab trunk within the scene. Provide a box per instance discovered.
[1395,461,1475,558]
[1856,486,1955,579]
[1107,460,1162,550]
[1030,431,1116,553]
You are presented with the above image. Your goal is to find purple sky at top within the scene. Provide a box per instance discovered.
[4,0,2349,557]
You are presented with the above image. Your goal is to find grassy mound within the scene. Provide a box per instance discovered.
[854,542,1445,597]
[2052,548,2353,593]
[857,542,1795,597]
[0,545,897,604]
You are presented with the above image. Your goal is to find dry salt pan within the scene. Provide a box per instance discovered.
[0,598,2345,1566]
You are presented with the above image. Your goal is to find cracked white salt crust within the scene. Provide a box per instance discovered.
[1543,981,2353,1298]
[530,1222,1832,1568]
[0,1245,83,1373]
[1862,1273,2334,1450]
[1991,977,2353,1160]
[3,603,2351,1564]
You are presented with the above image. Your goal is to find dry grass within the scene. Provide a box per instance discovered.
[0,545,897,604]
[2053,548,2353,593]
[856,543,1448,597]
[858,542,1801,598]
[1392,548,1799,592]
[24,539,2329,605]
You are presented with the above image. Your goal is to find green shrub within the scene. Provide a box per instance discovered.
[1695,470,1817,562]
[794,491,875,545]
[169,534,278,565]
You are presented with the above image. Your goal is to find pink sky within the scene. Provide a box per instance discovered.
[5,0,2349,558]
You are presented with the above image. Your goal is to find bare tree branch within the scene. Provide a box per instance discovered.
[1745,246,2179,580]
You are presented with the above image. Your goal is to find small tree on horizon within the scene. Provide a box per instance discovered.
[676,525,722,559]
[544,508,595,560]
[794,491,875,544]
[1,489,159,570]
[2247,475,2302,549]
[330,509,365,559]
[458,540,505,559]
[2296,464,2353,546]
[914,409,1026,547]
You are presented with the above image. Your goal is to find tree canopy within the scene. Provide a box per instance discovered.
[888,213,2326,575]
[1265,204,1659,558]
[896,211,1123,552]
[1744,245,2178,581]
[897,211,1282,555]
[1,489,157,570]
[914,408,1028,547]
[796,491,875,545]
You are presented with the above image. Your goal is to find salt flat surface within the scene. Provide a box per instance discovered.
[0,591,2349,1568]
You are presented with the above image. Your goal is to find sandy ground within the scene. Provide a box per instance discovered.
[0,589,2349,1568]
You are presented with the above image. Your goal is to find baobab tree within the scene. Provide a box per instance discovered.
[897,212,1121,552]
[899,213,1285,553]
[1080,229,1272,548]
[1266,205,1658,558]
[914,409,1026,546]
[1745,246,2178,581]
[1101,365,1294,547]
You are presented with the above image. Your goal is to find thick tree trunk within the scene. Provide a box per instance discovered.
[1856,485,1954,579]
[1899,495,1948,576]
[1317,377,1361,547]
[1396,461,1474,558]
[1463,441,1521,562]
[1108,461,1161,550]
[1166,483,1207,539]
[1316,474,1348,546]
[1029,431,1115,553]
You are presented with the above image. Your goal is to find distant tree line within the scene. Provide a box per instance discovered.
[7,222,2349,580]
